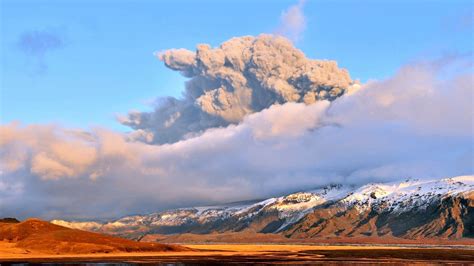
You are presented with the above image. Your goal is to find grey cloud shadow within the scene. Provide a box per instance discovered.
[16,28,67,74]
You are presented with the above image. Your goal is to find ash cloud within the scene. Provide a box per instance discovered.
[120,35,355,144]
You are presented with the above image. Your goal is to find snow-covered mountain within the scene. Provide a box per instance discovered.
[52,176,474,240]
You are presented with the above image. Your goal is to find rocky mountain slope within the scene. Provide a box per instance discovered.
[52,176,474,241]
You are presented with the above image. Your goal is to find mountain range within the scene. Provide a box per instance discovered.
[52,176,474,243]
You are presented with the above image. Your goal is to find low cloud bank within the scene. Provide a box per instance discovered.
[0,36,472,220]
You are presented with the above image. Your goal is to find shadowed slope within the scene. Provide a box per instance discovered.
[0,218,20,224]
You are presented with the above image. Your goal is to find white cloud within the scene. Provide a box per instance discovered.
[275,0,307,42]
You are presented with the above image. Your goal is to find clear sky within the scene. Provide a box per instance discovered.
[1,0,472,131]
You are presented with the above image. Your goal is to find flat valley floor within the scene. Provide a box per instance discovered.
[1,243,474,265]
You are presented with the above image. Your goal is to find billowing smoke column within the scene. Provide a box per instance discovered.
[120,35,355,144]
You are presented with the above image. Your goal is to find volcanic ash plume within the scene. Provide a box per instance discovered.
[120,35,356,144]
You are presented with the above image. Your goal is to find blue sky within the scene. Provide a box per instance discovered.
[1,0,472,131]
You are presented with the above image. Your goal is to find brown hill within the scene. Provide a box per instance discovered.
[0,218,187,254]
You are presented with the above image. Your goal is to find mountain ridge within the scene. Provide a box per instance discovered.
[52,175,474,242]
